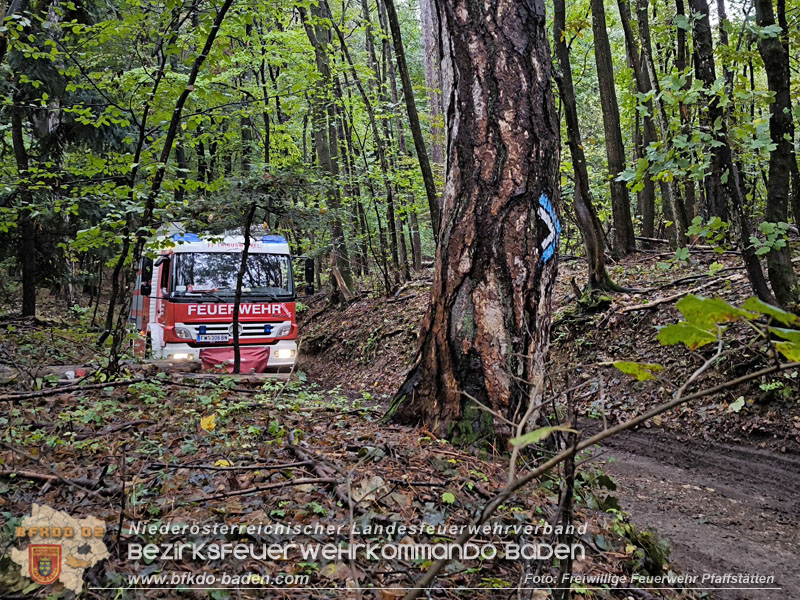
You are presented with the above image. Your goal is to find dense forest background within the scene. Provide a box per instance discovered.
[1,0,799,329]
[2,0,800,595]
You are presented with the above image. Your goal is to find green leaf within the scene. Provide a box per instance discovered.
[675,247,690,261]
[676,294,757,329]
[768,327,800,343]
[775,342,800,362]
[741,297,800,325]
[441,491,456,505]
[510,426,578,449]
[612,361,664,381]
[708,262,724,276]
[727,397,745,413]
[656,322,718,349]
[756,23,783,38]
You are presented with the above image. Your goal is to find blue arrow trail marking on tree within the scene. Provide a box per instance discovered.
[537,193,560,264]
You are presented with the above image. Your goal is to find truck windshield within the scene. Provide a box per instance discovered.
[171,252,293,299]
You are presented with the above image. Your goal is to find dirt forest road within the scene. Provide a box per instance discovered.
[589,426,800,600]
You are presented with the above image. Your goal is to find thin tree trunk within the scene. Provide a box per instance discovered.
[754,0,797,304]
[299,2,354,298]
[106,0,235,368]
[410,210,423,270]
[233,202,256,373]
[554,0,616,291]
[11,105,36,316]
[590,0,636,255]
[174,140,188,203]
[674,0,697,222]
[690,0,730,222]
[632,109,656,241]
[383,0,441,240]
[685,0,772,301]
[619,0,687,247]
[791,158,800,229]
[197,127,208,183]
[419,0,444,165]
[390,0,560,443]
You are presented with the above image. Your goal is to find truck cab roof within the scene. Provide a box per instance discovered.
[167,233,291,255]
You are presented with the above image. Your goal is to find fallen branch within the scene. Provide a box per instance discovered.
[402,359,800,599]
[147,460,311,472]
[0,441,107,498]
[0,469,122,496]
[287,431,358,512]
[619,275,740,314]
[652,265,745,290]
[186,477,337,503]
[0,378,147,402]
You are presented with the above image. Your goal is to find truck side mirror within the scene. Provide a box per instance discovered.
[304,257,314,284]
[140,258,154,297]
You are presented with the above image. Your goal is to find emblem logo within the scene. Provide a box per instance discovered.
[29,544,61,585]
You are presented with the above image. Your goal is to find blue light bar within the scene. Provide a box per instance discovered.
[172,232,201,242]
[262,235,287,244]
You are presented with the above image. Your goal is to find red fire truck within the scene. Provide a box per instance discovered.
[131,232,306,373]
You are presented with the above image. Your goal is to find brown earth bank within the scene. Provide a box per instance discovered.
[298,251,800,599]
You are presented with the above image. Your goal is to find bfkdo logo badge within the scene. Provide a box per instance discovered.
[29,544,62,585]
[11,504,110,594]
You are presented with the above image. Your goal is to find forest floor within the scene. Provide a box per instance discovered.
[1,246,798,599]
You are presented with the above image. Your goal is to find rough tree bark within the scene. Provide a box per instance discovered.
[389,0,560,444]
[590,0,636,255]
[754,0,797,304]
[554,0,617,291]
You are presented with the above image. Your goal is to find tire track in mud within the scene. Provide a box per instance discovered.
[587,424,800,600]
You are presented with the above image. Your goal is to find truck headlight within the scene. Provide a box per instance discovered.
[274,349,296,359]
[174,326,193,340]
[169,353,191,360]
[275,324,291,337]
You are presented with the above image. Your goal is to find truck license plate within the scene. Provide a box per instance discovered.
[197,334,229,343]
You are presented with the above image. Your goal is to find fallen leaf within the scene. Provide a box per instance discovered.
[200,414,217,432]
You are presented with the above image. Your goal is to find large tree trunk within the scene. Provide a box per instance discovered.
[389,0,560,444]
[590,0,636,255]
[754,0,797,304]
[554,0,616,291]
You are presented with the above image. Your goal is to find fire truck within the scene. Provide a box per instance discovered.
[131,232,308,373]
